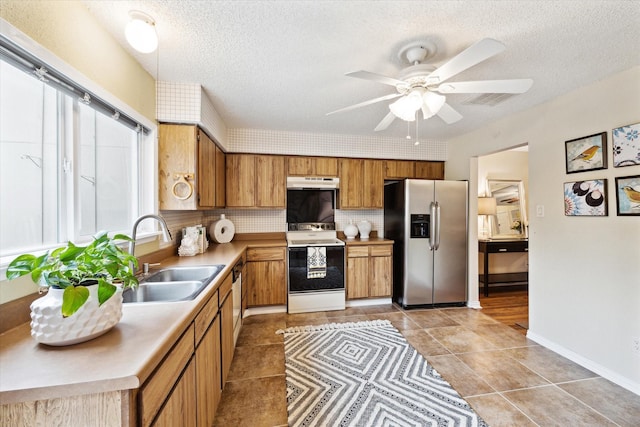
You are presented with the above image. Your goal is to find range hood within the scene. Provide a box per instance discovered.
[286,176,339,189]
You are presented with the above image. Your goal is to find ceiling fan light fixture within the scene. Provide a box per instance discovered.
[125,10,158,53]
[389,88,425,121]
[423,91,446,115]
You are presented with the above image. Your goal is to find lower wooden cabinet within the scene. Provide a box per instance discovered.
[220,286,234,386]
[346,244,393,299]
[246,247,286,306]
[153,358,197,427]
[195,314,221,427]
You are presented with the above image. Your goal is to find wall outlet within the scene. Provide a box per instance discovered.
[633,337,640,355]
[536,205,545,217]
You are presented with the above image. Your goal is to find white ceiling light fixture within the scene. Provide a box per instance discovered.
[125,10,158,54]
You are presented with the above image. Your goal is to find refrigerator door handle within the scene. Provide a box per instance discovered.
[434,202,441,250]
[429,202,437,250]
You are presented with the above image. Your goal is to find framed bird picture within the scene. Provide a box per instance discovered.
[565,132,607,174]
[612,123,640,167]
[564,179,608,216]
[615,175,640,216]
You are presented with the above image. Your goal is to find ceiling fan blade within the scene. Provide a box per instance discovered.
[435,79,533,94]
[374,111,396,131]
[426,38,506,85]
[436,103,463,124]
[326,93,402,115]
[346,70,406,87]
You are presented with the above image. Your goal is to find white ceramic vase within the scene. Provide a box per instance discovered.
[357,220,372,239]
[344,221,359,239]
[30,285,123,346]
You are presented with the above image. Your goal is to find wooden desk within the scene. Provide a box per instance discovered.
[478,239,528,297]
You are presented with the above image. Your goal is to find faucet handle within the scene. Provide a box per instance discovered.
[143,262,161,274]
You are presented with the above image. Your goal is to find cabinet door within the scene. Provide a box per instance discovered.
[153,358,197,427]
[385,160,415,179]
[347,255,369,299]
[220,292,234,386]
[339,159,364,208]
[369,246,393,297]
[159,124,198,210]
[256,155,285,207]
[215,145,226,207]
[363,160,384,208]
[287,157,315,176]
[415,161,444,180]
[226,154,255,207]
[195,315,221,427]
[247,260,286,306]
[315,157,338,176]
[197,129,215,208]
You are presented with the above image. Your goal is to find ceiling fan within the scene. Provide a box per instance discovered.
[327,38,533,131]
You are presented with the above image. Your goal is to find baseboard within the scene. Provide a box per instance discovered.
[467,300,482,309]
[346,298,392,307]
[244,305,286,318]
[526,330,640,396]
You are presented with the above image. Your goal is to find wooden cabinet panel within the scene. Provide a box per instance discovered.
[369,255,392,297]
[364,160,384,208]
[194,290,218,346]
[347,256,368,299]
[226,154,256,207]
[256,155,285,207]
[195,315,221,427]
[153,358,196,427]
[415,161,444,180]
[215,145,226,207]
[220,291,234,386]
[315,157,338,176]
[197,129,215,207]
[385,160,415,179]
[339,159,364,209]
[139,325,195,426]
[246,247,286,306]
[287,157,314,175]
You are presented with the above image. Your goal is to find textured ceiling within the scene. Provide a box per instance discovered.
[84,1,640,142]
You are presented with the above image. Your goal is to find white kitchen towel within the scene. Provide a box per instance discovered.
[307,247,327,279]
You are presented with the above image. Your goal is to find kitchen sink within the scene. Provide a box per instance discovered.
[123,264,225,303]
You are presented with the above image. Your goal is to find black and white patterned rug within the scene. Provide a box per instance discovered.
[277,320,488,427]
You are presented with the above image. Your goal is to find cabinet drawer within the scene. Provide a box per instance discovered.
[486,241,528,253]
[370,245,392,257]
[139,324,195,426]
[194,290,218,346]
[347,246,369,258]
[247,247,285,261]
[218,272,233,306]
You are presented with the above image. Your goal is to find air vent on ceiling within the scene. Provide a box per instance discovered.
[461,93,516,106]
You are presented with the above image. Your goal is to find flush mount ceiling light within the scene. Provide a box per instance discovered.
[125,10,158,54]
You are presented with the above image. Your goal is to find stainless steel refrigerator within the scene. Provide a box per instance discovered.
[384,179,468,308]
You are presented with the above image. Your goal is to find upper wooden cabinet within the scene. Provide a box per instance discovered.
[339,159,383,209]
[226,154,285,208]
[287,156,338,177]
[384,160,445,180]
[159,124,225,210]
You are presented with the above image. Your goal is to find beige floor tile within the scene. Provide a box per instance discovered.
[471,322,534,349]
[466,393,536,426]
[427,326,498,354]
[427,354,495,397]
[325,315,371,324]
[242,312,288,325]
[503,385,618,426]
[228,344,284,381]
[324,306,366,317]
[357,303,399,315]
[286,313,330,327]
[366,312,421,331]
[558,377,640,426]
[504,345,598,383]
[439,307,499,328]
[401,329,451,357]
[236,322,284,347]
[214,375,288,426]
[404,309,460,328]
[457,350,550,391]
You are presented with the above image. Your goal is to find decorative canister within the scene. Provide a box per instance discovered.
[357,220,372,239]
[344,220,359,239]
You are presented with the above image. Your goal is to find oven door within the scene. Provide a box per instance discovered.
[288,246,345,293]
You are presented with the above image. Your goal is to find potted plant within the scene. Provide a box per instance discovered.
[7,231,139,345]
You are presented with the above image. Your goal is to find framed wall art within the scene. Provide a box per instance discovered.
[612,123,640,167]
[615,175,640,216]
[564,179,608,216]
[565,132,607,174]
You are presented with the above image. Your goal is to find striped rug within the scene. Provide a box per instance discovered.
[277,320,488,427]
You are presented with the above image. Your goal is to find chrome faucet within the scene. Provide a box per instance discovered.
[128,214,173,257]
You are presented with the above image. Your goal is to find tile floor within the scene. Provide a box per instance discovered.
[213,304,640,426]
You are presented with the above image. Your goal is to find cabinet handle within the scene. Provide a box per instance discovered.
[498,248,507,252]
[172,173,194,200]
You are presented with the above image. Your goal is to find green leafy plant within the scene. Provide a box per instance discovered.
[7,231,138,317]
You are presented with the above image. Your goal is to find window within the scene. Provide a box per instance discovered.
[0,38,150,259]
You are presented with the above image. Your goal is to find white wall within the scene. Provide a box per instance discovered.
[447,66,640,394]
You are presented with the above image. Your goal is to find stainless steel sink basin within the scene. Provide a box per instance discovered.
[123,264,225,303]
[123,280,208,303]
[143,265,225,285]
